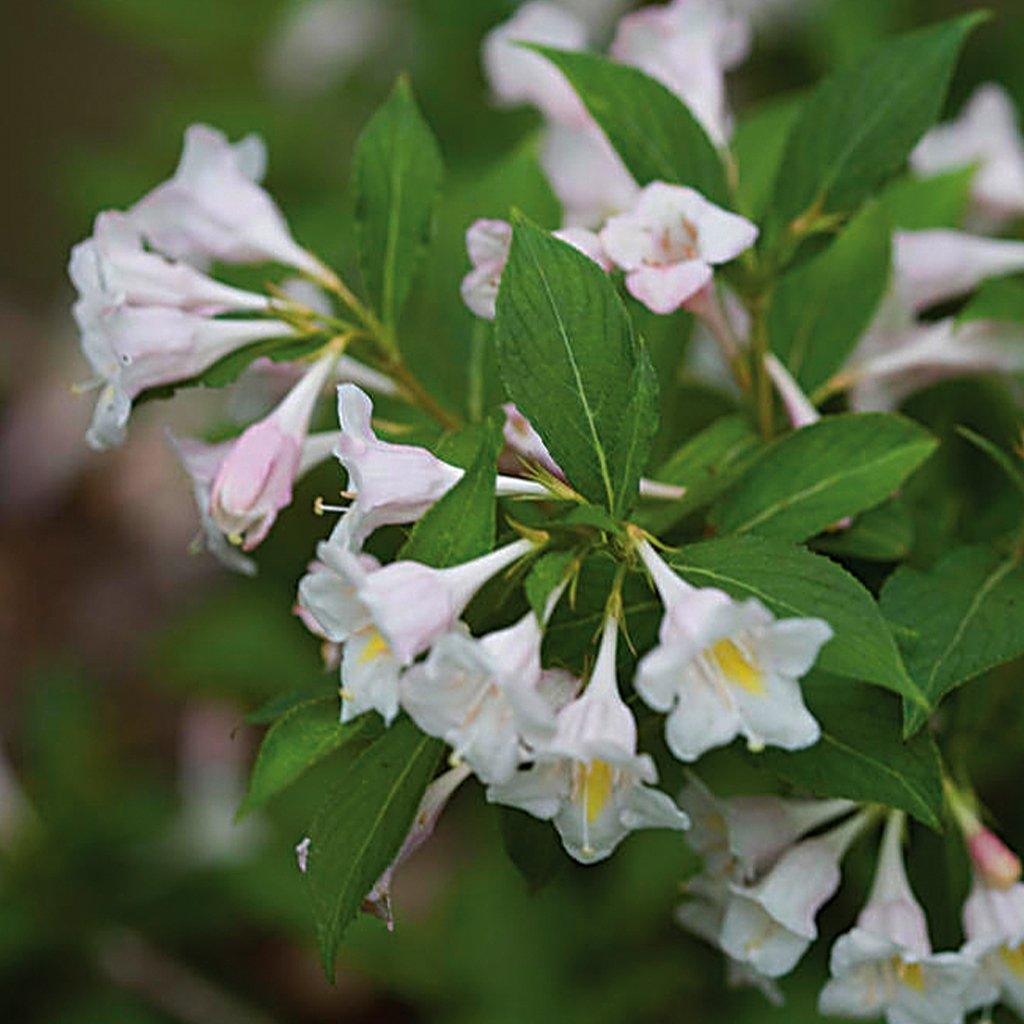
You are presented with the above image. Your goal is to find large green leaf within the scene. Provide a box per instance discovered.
[353,76,444,331]
[530,47,730,206]
[732,93,805,219]
[757,674,944,829]
[669,536,926,708]
[399,420,502,567]
[240,698,381,816]
[769,14,983,235]
[813,499,915,563]
[958,277,1024,325]
[635,414,761,534]
[712,413,937,542]
[877,166,976,230]
[881,545,1024,734]
[495,216,659,518]
[769,203,892,391]
[305,718,443,977]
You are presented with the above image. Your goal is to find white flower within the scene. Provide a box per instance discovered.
[486,616,689,863]
[609,0,751,145]
[539,121,640,229]
[208,351,337,550]
[820,812,984,1024]
[362,762,472,929]
[911,84,1024,230]
[460,218,609,319]
[168,428,340,576]
[130,124,329,280]
[601,182,758,314]
[482,2,589,126]
[722,810,873,978]
[764,353,821,429]
[962,876,1024,1017]
[633,539,829,762]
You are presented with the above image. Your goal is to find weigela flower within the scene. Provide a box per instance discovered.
[610,0,752,145]
[362,762,472,930]
[130,124,330,280]
[962,874,1024,1017]
[486,616,689,864]
[819,812,984,1024]
[634,539,830,762]
[209,351,337,550]
[169,429,340,576]
[912,84,1024,230]
[600,182,758,315]
[482,2,589,126]
[460,218,609,320]
[764,353,821,430]
[722,810,873,979]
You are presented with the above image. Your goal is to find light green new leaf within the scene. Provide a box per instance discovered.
[353,76,444,331]
[305,718,443,978]
[496,216,659,518]
[399,420,502,567]
[240,698,381,816]
[757,674,943,829]
[636,414,761,534]
[530,47,730,206]
[881,545,1024,734]
[712,413,937,542]
[769,14,984,233]
[769,203,892,391]
[669,536,927,707]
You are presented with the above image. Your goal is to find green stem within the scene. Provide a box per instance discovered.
[749,294,774,439]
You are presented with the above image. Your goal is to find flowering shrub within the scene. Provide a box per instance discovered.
[68,2,1024,1018]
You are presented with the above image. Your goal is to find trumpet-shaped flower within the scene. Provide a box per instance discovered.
[609,0,751,145]
[601,182,758,314]
[486,616,689,863]
[482,2,589,126]
[209,351,336,550]
[819,813,984,1024]
[460,218,609,320]
[634,539,829,762]
[962,875,1024,1017]
[722,810,873,979]
[401,590,564,785]
[130,124,329,280]
[911,84,1024,229]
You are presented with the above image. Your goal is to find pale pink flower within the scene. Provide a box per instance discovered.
[962,875,1024,1017]
[601,182,758,314]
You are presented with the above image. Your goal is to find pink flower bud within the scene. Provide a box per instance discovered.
[969,828,1023,891]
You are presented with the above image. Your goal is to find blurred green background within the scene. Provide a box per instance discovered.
[1,1,1022,1021]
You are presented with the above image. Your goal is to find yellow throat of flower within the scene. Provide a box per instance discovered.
[895,959,926,992]
[582,760,615,824]
[999,943,1024,979]
[709,639,764,694]
[358,628,390,664]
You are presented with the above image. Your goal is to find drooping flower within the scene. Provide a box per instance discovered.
[962,875,1024,1017]
[460,218,609,320]
[401,584,567,785]
[601,182,758,314]
[130,124,331,280]
[722,810,875,979]
[487,615,689,863]
[610,0,751,145]
[911,84,1024,230]
[482,2,589,126]
[208,350,337,550]
[362,762,472,930]
[819,812,984,1024]
[633,538,829,762]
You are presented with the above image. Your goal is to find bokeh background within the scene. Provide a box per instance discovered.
[1,1,1020,1021]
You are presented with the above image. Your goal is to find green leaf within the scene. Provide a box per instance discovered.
[669,535,926,707]
[240,698,381,816]
[732,93,805,219]
[769,203,892,391]
[955,426,1024,499]
[635,414,761,534]
[881,545,1024,734]
[958,277,1024,325]
[756,674,943,829]
[399,421,502,567]
[530,47,730,206]
[877,166,976,230]
[495,215,659,517]
[813,499,915,562]
[353,76,444,331]
[499,806,565,894]
[712,413,937,542]
[305,718,443,977]
[769,14,984,233]
[524,550,578,620]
